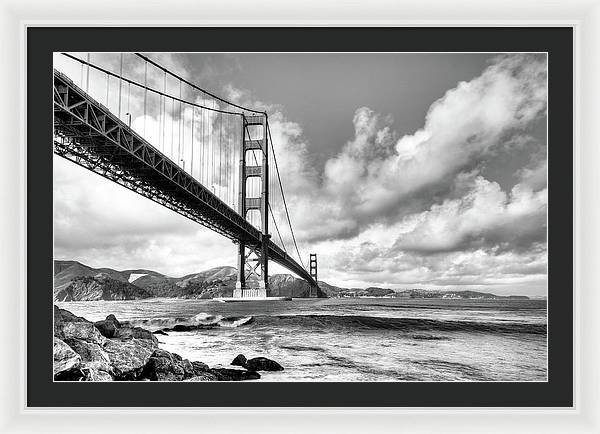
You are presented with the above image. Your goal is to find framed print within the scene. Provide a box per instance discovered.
[1,0,599,432]
[33,25,570,404]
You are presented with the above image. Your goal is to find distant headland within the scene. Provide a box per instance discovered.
[53,260,529,301]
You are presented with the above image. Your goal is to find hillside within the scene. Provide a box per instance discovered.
[392,289,529,299]
[315,282,394,298]
[54,274,153,301]
[269,274,327,298]
[54,260,528,301]
[53,261,327,301]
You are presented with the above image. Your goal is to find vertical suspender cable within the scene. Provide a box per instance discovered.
[211,102,214,191]
[200,100,204,185]
[106,73,109,106]
[178,80,182,163]
[143,60,147,136]
[171,98,175,160]
[219,113,223,200]
[118,53,123,118]
[191,107,195,178]
[228,115,232,207]
[182,103,185,170]
[158,75,162,150]
[162,71,167,152]
[86,53,90,93]
[267,122,306,269]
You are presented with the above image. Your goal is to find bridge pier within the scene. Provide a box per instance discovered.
[235,114,270,298]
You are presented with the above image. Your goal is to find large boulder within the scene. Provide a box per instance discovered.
[102,338,154,380]
[54,307,105,345]
[94,317,119,338]
[231,354,283,372]
[53,337,81,377]
[185,372,218,381]
[142,349,185,381]
[105,314,121,327]
[191,360,209,372]
[141,349,201,381]
[54,305,88,325]
[55,321,106,345]
[209,368,261,381]
[115,326,158,345]
[63,338,112,381]
[80,363,113,381]
[171,324,197,332]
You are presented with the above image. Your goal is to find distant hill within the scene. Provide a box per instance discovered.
[53,260,327,301]
[315,282,528,300]
[54,274,153,301]
[269,274,327,298]
[391,289,529,300]
[54,260,527,301]
[53,260,138,301]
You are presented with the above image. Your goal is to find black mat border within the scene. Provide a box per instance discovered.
[27,27,573,407]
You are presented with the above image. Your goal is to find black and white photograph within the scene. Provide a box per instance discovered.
[52,51,548,383]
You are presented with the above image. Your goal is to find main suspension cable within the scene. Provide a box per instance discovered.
[60,53,242,116]
[135,52,264,115]
[267,121,306,270]
[244,124,287,254]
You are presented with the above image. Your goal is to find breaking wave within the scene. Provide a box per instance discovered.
[122,312,253,330]
[253,314,547,335]
[124,312,545,335]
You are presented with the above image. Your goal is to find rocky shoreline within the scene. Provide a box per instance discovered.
[53,305,281,381]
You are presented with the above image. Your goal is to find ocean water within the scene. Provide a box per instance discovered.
[56,297,547,382]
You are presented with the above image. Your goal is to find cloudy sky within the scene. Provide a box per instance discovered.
[53,52,547,295]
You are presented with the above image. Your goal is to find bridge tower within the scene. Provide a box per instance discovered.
[234,114,270,298]
[309,253,318,297]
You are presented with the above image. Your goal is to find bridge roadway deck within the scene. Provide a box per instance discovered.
[52,69,315,285]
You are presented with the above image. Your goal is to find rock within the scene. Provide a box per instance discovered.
[105,314,121,327]
[231,354,247,367]
[191,360,209,374]
[171,324,196,332]
[209,368,260,381]
[54,305,88,325]
[63,338,113,381]
[94,320,118,338]
[54,367,87,381]
[103,338,154,380]
[115,326,158,346]
[185,372,218,381]
[141,349,211,381]
[246,357,284,372]
[94,314,123,338]
[143,350,185,381]
[79,361,113,381]
[56,319,106,345]
[181,359,196,377]
[53,337,81,377]
[64,338,110,364]
[231,354,283,372]
[152,330,169,336]
[142,349,189,381]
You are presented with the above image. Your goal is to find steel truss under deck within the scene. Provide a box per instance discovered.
[53,69,315,286]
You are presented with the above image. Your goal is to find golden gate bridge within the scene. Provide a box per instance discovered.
[53,52,318,298]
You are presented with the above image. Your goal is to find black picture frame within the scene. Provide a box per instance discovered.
[29,26,573,407]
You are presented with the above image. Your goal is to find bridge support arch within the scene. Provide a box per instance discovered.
[234,114,270,298]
